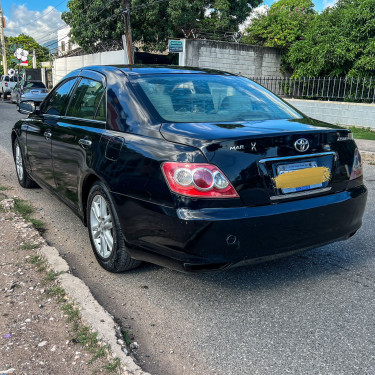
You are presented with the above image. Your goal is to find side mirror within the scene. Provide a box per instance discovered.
[18,101,36,115]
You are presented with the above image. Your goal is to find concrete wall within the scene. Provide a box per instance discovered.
[52,50,126,85]
[181,39,284,78]
[286,99,375,129]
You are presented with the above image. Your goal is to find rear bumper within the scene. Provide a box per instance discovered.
[113,185,367,272]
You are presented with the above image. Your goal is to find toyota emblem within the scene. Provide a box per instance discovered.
[294,138,310,152]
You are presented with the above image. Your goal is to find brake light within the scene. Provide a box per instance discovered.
[350,148,363,180]
[5,83,8,87]
[162,162,239,198]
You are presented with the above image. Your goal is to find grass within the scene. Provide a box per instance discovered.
[47,285,66,301]
[27,255,121,373]
[121,329,131,346]
[103,358,121,373]
[349,126,375,141]
[44,270,62,282]
[0,185,9,191]
[20,242,40,250]
[28,254,47,272]
[13,198,46,233]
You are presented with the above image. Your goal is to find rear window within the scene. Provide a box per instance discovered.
[25,81,46,88]
[3,76,19,82]
[131,74,301,123]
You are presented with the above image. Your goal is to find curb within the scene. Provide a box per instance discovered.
[38,246,151,375]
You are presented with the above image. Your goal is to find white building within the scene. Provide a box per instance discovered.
[57,26,79,56]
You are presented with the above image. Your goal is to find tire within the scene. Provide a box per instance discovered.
[3,90,7,100]
[13,138,38,188]
[87,181,141,272]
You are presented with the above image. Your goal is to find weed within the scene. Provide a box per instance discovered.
[44,270,62,282]
[47,285,65,301]
[27,246,120,372]
[28,255,47,272]
[90,345,107,362]
[14,198,34,217]
[20,242,40,250]
[13,198,46,233]
[29,218,46,233]
[102,358,120,373]
[121,330,131,346]
[0,185,8,191]
[62,302,112,366]
[62,302,80,323]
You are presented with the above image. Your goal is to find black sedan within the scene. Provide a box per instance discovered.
[12,66,367,272]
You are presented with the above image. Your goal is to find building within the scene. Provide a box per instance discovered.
[57,26,79,56]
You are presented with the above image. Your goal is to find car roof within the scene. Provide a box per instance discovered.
[71,65,235,78]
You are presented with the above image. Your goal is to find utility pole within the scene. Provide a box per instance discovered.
[0,0,7,75]
[122,0,133,65]
[32,49,36,68]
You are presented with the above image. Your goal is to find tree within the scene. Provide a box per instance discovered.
[287,0,375,77]
[0,34,50,75]
[62,0,262,52]
[242,0,316,49]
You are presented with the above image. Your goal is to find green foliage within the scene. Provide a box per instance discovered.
[243,0,316,49]
[287,0,375,77]
[0,34,49,75]
[62,0,262,52]
[349,126,375,141]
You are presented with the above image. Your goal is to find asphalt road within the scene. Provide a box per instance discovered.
[1,99,375,375]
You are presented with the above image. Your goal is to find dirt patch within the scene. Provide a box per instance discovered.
[362,151,375,165]
[0,199,121,375]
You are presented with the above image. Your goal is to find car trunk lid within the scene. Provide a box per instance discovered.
[160,119,356,206]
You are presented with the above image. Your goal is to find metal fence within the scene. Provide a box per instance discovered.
[251,77,375,103]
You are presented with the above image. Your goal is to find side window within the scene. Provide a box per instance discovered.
[95,93,106,122]
[41,78,77,116]
[66,78,105,120]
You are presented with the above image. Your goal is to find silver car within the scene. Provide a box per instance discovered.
[11,81,48,104]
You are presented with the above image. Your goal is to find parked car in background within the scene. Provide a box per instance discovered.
[0,75,18,99]
[11,65,367,273]
[11,80,48,105]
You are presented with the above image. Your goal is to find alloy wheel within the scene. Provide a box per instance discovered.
[90,194,114,259]
[15,143,24,181]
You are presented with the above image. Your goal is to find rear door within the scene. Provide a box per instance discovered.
[51,71,106,210]
[26,78,78,189]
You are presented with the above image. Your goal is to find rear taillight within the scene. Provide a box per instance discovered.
[350,148,363,180]
[162,162,239,198]
[5,83,8,87]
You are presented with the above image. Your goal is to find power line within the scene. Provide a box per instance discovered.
[43,0,172,54]
[37,0,120,47]
[12,0,68,30]
[128,0,170,12]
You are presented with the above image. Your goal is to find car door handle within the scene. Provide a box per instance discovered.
[44,131,51,140]
[78,138,92,148]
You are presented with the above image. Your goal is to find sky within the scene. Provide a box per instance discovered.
[2,0,337,45]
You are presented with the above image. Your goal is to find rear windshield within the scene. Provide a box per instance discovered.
[131,74,301,123]
[3,76,19,82]
[25,81,46,88]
